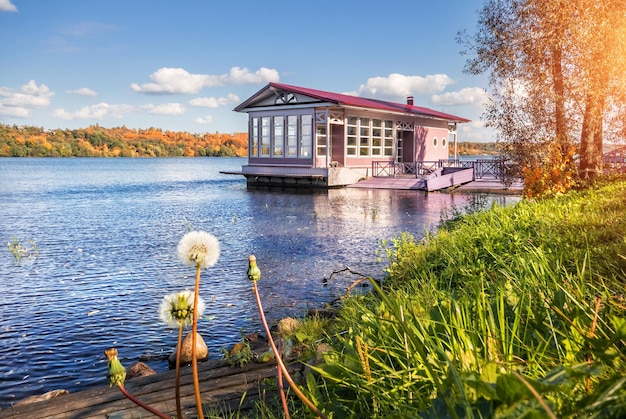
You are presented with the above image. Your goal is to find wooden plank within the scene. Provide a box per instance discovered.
[0,358,302,419]
[426,167,474,191]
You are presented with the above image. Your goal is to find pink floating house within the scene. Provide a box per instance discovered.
[232,82,470,187]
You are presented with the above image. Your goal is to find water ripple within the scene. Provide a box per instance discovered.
[0,157,518,408]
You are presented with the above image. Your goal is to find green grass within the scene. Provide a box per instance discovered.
[300,179,626,418]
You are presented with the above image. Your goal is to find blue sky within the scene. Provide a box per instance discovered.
[0,0,493,141]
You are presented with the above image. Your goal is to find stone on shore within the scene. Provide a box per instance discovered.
[127,361,156,379]
[168,332,208,369]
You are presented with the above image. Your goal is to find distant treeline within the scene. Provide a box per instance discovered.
[0,124,500,158]
[0,124,248,157]
[455,141,500,156]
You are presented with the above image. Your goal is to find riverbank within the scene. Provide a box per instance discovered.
[305,178,626,417]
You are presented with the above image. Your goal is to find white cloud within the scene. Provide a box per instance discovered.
[141,102,186,115]
[0,0,17,12]
[431,87,488,107]
[458,120,495,142]
[358,73,454,97]
[0,104,29,118]
[0,80,54,118]
[53,103,134,120]
[130,67,279,94]
[227,67,279,85]
[66,88,98,97]
[189,93,239,108]
[194,115,213,124]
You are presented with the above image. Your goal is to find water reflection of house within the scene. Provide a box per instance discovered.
[230,82,471,187]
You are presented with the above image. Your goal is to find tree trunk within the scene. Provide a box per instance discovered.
[579,93,605,179]
[551,43,567,146]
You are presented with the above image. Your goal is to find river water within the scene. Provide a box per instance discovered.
[0,157,517,407]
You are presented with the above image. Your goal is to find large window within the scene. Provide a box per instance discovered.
[250,118,259,156]
[260,117,271,157]
[287,115,298,157]
[248,112,316,160]
[346,116,395,158]
[300,115,312,157]
[273,116,284,156]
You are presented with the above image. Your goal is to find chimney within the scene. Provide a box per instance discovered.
[407,96,414,106]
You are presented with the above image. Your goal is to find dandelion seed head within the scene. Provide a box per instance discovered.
[177,231,220,268]
[159,290,205,327]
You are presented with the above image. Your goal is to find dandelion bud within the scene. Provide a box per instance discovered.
[247,255,261,282]
[104,347,126,387]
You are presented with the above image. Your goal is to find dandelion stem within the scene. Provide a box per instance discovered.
[277,336,291,419]
[252,281,327,419]
[192,263,205,419]
[117,383,171,419]
[175,322,183,419]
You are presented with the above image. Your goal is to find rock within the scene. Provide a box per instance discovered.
[14,389,69,406]
[127,361,156,379]
[168,332,208,369]
[277,317,299,337]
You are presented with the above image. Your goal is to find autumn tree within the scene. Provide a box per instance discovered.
[459,0,626,183]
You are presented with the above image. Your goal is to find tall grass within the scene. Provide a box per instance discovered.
[306,180,626,418]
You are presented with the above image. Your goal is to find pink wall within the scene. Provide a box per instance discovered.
[415,126,449,161]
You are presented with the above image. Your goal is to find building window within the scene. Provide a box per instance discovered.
[346,116,396,158]
[261,117,271,157]
[287,115,298,157]
[433,137,438,148]
[359,117,370,156]
[384,120,394,157]
[251,117,259,157]
[250,111,313,159]
[273,116,284,157]
[300,115,313,157]
[346,116,357,156]
[372,119,382,157]
[442,137,447,148]
[316,123,327,157]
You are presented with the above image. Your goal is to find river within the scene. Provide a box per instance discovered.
[0,157,517,407]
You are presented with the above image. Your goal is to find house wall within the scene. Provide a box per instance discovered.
[414,126,450,162]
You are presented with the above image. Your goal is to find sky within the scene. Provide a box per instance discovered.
[0,0,494,142]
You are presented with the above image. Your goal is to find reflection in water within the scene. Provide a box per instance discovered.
[0,158,518,407]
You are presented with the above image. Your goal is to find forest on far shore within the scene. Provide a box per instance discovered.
[0,124,248,158]
[0,124,499,158]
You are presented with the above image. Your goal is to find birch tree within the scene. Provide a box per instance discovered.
[459,0,626,179]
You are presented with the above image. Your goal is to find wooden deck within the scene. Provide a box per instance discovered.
[0,357,302,419]
[348,171,523,194]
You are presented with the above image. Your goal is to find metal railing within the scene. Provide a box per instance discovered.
[372,158,510,180]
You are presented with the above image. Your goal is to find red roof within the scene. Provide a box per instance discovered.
[235,82,470,123]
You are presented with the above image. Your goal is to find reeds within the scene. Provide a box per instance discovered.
[308,180,626,417]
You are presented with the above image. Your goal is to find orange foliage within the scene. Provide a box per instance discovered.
[522,141,577,198]
[0,124,249,158]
